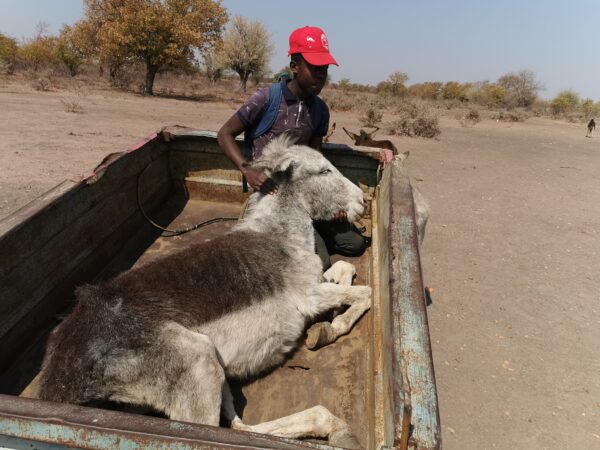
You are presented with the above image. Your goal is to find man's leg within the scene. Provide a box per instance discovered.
[314,227,331,270]
[314,221,368,257]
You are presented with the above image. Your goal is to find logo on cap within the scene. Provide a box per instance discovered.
[321,33,329,51]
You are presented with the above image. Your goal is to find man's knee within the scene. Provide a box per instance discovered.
[332,230,367,256]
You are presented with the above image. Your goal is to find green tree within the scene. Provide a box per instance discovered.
[441,81,467,101]
[408,81,442,100]
[17,22,57,71]
[54,25,87,76]
[580,98,600,118]
[377,71,409,97]
[83,0,228,95]
[0,32,18,73]
[219,16,274,92]
[551,90,580,116]
[337,77,351,91]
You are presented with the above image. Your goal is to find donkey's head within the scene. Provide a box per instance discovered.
[249,136,365,222]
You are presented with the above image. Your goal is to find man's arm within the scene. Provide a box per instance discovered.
[217,114,277,194]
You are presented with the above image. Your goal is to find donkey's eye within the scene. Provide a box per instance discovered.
[319,168,332,175]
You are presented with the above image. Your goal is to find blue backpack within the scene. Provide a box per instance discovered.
[242,77,324,191]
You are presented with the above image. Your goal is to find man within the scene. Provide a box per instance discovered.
[218,26,390,268]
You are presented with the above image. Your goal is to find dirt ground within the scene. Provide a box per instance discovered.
[1,80,599,449]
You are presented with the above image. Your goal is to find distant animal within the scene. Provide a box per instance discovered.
[36,136,370,449]
[586,118,595,137]
[342,126,398,154]
[344,127,429,245]
[323,122,336,143]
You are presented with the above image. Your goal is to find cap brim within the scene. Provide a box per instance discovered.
[302,52,338,66]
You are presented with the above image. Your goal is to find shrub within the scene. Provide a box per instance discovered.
[459,108,482,127]
[31,76,52,91]
[385,100,440,138]
[359,107,383,127]
[492,110,528,122]
[18,36,57,71]
[0,32,18,73]
[441,81,468,101]
[61,95,84,113]
[551,90,580,117]
[321,90,354,112]
[54,25,86,76]
[412,116,441,138]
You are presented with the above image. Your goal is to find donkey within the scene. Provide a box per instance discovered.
[586,118,595,137]
[343,127,429,245]
[343,126,398,155]
[323,122,336,143]
[36,136,371,448]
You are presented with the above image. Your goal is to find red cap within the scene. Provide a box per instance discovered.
[288,26,338,66]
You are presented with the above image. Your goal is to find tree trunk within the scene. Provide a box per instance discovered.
[238,69,250,93]
[145,63,159,96]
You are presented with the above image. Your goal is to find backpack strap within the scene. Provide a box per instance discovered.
[242,80,284,192]
[308,96,324,138]
[243,80,284,159]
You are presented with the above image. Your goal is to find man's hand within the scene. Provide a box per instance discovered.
[244,168,278,194]
[380,149,395,164]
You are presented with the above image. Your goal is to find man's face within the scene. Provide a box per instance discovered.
[291,57,329,96]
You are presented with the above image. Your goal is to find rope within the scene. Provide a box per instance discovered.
[136,161,242,237]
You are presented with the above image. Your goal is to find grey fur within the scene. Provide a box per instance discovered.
[37,136,371,447]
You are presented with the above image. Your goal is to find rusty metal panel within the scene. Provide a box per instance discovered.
[388,163,441,449]
[0,395,332,450]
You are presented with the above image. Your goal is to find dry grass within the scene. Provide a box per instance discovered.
[384,100,441,138]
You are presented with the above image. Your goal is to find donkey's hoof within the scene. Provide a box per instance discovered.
[329,430,362,449]
[306,322,335,350]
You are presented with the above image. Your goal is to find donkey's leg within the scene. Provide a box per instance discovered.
[305,283,371,350]
[322,260,356,285]
[231,405,361,449]
[114,322,225,426]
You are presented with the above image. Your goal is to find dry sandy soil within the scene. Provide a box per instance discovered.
[1,80,599,449]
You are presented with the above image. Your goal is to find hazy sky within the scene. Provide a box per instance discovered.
[1,0,598,100]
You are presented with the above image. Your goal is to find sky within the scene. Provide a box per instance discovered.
[1,0,599,100]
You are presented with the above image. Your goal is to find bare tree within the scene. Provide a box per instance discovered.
[219,16,274,92]
[497,70,542,108]
[201,44,227,83]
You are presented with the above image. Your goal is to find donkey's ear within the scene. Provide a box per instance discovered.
[249,154,297,179]
[397,151,410,161]
[271,159,296,183]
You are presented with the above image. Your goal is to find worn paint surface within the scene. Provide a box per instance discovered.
[389,163,441,449]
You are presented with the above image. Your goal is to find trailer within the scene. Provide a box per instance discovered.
[0,127,440,449]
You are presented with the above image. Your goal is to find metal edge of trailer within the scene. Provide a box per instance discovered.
[388,162,441,449]
[0,394,334,450]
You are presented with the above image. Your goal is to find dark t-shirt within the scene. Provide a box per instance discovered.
[236,80,330,159]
